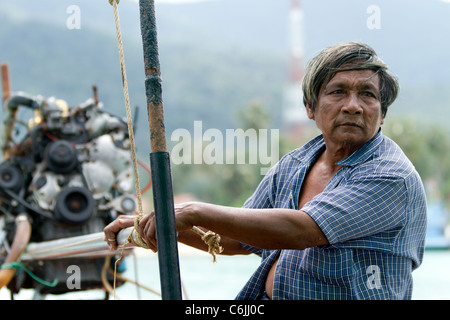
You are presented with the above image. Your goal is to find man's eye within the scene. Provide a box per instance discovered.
[331,90,344,94]
[362,91,375,98]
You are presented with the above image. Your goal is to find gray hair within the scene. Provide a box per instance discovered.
[302,42,399,117]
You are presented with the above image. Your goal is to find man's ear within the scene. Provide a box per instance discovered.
[306,103,315,120]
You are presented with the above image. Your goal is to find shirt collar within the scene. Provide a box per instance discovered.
[297,128,384,167]
[336,128,384,167]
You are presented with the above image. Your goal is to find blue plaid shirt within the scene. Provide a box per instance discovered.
[236,130,427,300]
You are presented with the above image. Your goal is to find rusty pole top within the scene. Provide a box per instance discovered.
[139,1,167,153]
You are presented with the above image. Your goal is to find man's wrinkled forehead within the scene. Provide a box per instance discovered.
[322,69,381,92]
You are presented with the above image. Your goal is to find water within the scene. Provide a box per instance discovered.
[411,249,450,300]
[1,248,449,300]
[113,251,262,300]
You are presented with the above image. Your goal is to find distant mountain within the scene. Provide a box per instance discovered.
[0,0,290,157]
[1,0,449,158]
[3,0,450,85]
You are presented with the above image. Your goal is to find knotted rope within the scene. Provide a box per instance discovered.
[108,0,222,260]
[192,227,224,263]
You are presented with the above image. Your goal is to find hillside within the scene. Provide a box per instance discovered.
[0,0,291,157]
[1,0,450,158]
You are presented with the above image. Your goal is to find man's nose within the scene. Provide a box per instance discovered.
[341,92,362,114]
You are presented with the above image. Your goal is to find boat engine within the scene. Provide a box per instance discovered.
[0,90,139,297]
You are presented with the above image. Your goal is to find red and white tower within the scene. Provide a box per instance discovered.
[288,0,304,86]
[282,0,308,134]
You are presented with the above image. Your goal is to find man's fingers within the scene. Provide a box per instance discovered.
[139,211,157,252]
[104,223,120,250]
[138,213,151,238]
[104,215,135,250]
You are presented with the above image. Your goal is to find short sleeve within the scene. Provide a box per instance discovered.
[301,175,408,245]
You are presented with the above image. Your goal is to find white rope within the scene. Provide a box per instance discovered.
[109,0,144,219]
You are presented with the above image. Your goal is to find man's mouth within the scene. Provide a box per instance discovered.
[338,122,362,128]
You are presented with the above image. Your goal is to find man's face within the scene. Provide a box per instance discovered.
[307,69,384,150]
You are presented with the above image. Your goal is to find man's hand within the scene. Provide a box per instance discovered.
[103,214,135,250]
[136,211,156,252]
[103,202,199,252]
[137,202,198,252]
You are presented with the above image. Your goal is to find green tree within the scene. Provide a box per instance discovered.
[171,102,285,207]
[383,117,450,204]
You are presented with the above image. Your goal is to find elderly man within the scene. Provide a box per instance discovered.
[104,42,427,300]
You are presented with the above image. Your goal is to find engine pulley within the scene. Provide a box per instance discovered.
[44,140,78,174]
[54,186,95,224]
[0,164,24,195]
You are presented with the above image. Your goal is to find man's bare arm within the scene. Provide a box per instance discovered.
[137,202,328,253]
[104,201,328,254]
[103,210,251,255]
[173,202,328,251]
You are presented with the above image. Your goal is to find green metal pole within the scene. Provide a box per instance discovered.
[138,0,182,300]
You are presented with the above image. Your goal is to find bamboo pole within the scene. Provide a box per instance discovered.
[20,227,135,261]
